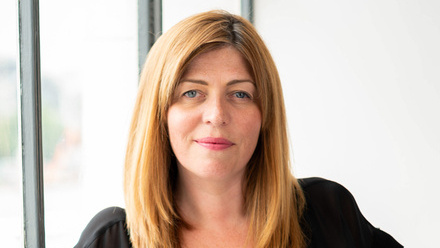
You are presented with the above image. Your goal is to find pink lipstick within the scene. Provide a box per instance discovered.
[194,137,234,150]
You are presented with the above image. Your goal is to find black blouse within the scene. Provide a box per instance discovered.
[74,178,403,248]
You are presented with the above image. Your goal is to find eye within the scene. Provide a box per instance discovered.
[183,90,198,98]
[234,91,251,99]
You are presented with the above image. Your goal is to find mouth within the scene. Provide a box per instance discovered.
[194,137,235,150]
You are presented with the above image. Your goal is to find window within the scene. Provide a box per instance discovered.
[4,1,247,247]
[0,1,21,246]
[39,0,138,246]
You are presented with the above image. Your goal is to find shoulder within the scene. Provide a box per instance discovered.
[298,177,367,225]
[298,177,349,194]
[74,207,131,248]
[298,177,356,206]
[299,177,357,221]
[298,177,403,248]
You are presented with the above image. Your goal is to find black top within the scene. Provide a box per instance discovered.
[74,178,403,248]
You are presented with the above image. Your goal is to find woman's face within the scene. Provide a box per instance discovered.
[167,46,261,182]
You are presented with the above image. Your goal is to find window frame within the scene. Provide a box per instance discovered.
[18,0,45,247]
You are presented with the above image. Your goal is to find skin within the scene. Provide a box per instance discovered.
[167,46,261,247]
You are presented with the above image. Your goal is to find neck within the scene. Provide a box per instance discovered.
[176,170,247,229]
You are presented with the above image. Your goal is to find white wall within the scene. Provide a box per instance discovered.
[255,0,440,247]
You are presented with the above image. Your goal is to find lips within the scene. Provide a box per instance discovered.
[194,137,235,150]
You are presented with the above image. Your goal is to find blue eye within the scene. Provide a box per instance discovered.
[234,92,249,99]
[184,90,197,98]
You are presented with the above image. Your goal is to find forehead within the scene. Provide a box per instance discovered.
[182,46,253,79]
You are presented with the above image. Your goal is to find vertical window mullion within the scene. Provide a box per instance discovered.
[241,0,254,24]
[138,0,162,75]
[17,0,45,247]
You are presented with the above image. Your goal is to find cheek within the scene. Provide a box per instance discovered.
[167,107,183,146]
[246,108,262,131]
[167,106,197,148]
[238,108,262,144]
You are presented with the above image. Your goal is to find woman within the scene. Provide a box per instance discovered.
[75,10,402,248]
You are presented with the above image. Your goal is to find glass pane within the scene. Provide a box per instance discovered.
[0,1,22,247]
[39,0,138,246]
[163,0,240,31]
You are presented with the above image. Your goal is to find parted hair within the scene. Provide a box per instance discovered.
[124,10,306,248]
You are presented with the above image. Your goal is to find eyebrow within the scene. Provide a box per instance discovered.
[180,79,255,86]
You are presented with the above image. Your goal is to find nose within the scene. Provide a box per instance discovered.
[203,97,230,126]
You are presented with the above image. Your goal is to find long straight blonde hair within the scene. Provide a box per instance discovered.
[124,10,306,248]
